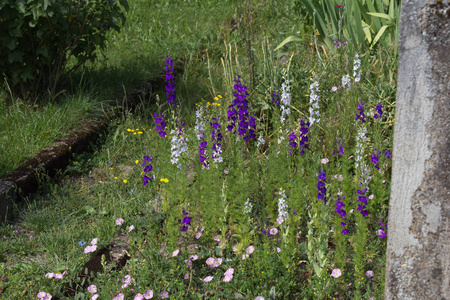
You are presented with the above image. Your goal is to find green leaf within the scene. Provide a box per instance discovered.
[367,12,393,22]
[274,35,302,51]
[362,21,372,44]
[371,25,389,48]
[8,50,23,63]
[16,0,26,13]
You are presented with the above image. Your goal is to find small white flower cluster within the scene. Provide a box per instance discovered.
[280,79,291,123]
[212,145,223,164]
[170,129,189,169]
[308,80,321,126]
[243,198,253,214]
[342,74,351,90]
[277,129,284,145]
[355,125,367,171]
[278,188,289,220]
[257,134,265,148]
[194,107,205,140]
[353,54,362,83]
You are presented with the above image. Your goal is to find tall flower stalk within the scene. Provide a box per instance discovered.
[165,54,176,108]
[142,155,154,186]
[280,78,291,123]
[318,169,327,204]
[227,75,256,143]
[210,116,223,165]
[308,80,320,126]
[170,120,188,170]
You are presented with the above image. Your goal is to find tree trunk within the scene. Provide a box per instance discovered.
[385,1,449,299]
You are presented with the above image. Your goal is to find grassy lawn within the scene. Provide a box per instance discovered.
[0,0,398,299]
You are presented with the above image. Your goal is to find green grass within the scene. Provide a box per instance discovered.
[0,0,398,299]
[0,90,110,177]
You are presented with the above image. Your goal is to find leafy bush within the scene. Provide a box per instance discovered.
[0,0,129,101]
[285,0,400,51]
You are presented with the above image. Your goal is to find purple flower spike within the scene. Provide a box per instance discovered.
[227,75,256,143]
[355,101,366,123]
[385,149,392,159]
[334,195,349,234]
[142,156,154,186]
[371,149,381,170]
[374,102,383,119]
[165,54,176,108]
[318,169,327,204]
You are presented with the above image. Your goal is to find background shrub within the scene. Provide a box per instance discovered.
[0,0,129,101]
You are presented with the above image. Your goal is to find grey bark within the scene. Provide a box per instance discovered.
[385,1,450,299]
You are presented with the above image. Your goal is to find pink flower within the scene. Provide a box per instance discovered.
[331,268,342,278]
[121,275,133,289]
[255,297,265,300]
[223,273,233,282]
[91,238,98,245]
[113,293,125,300]
[321,158,329,164]
[84,245,97,253]
[269,228,278,235]
[246,245,255,255]
[242,253,249,260]
[366,270,374,278]
[185,259,192,267]
[189,254,198,261]
[213,258,223,268]
[214,235,221,242]
[224,268,234,276]
[91,295,99,300]
[116,218,124,225]
[184,273,189,279]
[195,231,202,239]
[54,273,63,279]
[128,225,135,232]
[206,257,215,266]
[37,292,52,300]
[203,276,214,282]
[277,247,282,253]
[276,216,284,224]
[88,285,97,294]
[143,290,154,299]
[233,246,238,252]
[134,293,144,300]
[368,194,374,200]
[337,4,342,8]
[206,257,222,268]
[45,273,54,279]
[160,291,169,299]
[331,86,338,91]
[172,249,180,257]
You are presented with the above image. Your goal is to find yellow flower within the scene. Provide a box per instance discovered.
[110,167,113,170]
[114,177,118,179]
[138,131,143,134]
[135,160,139,164]
[305,94,310,97]
[133,132,137,135]
[218,95,222,98]
[127,129,131,132]
[123,179,127,183]
[214,97,218,101]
